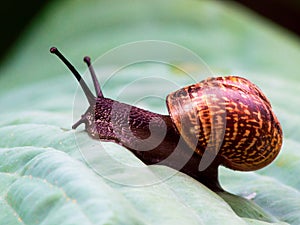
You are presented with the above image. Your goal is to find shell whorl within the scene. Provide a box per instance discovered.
[166,76,282,171]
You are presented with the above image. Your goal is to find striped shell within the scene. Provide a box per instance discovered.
[166,76,282,171]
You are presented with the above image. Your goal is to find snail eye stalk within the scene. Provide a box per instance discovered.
[50,47,95,105]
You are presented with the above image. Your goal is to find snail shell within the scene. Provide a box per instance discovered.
[167,76,282,171]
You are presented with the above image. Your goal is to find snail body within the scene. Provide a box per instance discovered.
[50,47,282,191]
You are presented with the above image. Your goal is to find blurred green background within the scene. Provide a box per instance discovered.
[1,0,300,63]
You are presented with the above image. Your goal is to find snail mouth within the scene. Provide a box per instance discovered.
[72,106,93,130]
[72,112,99,140]
[72,115,88,129]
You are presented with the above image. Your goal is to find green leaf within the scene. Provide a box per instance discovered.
[0,147,146,225]
[0,0,300,224]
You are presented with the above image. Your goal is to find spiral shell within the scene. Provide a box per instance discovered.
[166,76,282,171]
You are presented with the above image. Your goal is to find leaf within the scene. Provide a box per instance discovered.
[0,0,300,224]
[0,147,146,225]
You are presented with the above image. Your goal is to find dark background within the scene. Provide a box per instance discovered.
[1,0,299,63]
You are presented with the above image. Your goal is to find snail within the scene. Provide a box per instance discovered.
[50,47,283,191]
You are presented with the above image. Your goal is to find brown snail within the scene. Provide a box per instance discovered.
[50,47,283,191]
